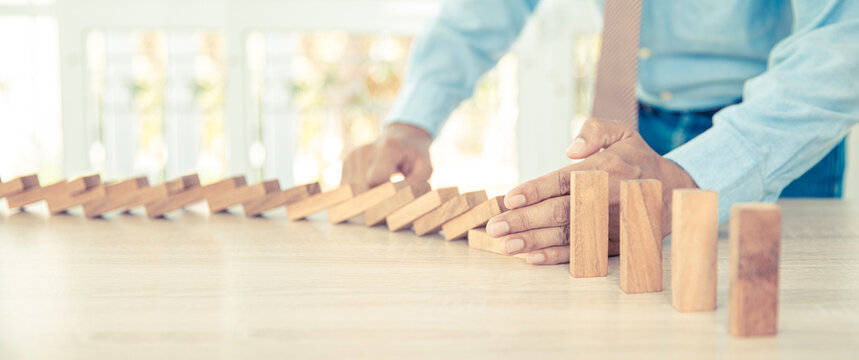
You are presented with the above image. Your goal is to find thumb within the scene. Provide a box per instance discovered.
[566,118,636,159]
[365,150,401,187]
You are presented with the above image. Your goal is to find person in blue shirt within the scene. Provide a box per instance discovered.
[341,0,859,264]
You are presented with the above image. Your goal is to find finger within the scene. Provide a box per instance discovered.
[566,118,636,159]
[499,226,568,255]
[403,155,433,186]
[486,196,569,237]
[365,148,401,187]
[503,165,573,210]
[524,245,570,265]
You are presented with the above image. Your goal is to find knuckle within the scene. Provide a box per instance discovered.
[551,199,570,225]
[513,211,532,231]
[560,226,570,245]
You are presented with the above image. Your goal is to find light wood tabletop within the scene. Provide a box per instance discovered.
[1,199,858,359]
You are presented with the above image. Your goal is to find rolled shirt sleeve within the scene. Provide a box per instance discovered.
[386,0,540,137]
[665,0,859,222]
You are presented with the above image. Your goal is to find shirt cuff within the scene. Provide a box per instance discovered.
[385,81,466,139]
[664,119,769,224]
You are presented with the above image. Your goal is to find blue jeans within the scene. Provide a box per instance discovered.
[638,102,845,198]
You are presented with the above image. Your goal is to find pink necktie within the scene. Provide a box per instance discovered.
[591,0,642,129]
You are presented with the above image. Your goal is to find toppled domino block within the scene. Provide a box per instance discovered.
[243,182,320,217]
[286,183,366,221]
[363,182,432,227]
[145,176,244,218]
[45,176,105,214]
[0,174,39,198]
[207,179,279,214]
[619,179,663,294]
[386,187,459,232]
[413,191,487,236]
[82,177,152,218]
[728,203,781,337]
[671,189,718,312]
[441,196,507,241]
[327,181,408,224]
[6,174,100,210]
[569,171,609,278]
[467,229,526,259]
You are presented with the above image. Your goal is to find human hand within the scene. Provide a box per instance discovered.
[485,118,698,265]
[341,123,434,188]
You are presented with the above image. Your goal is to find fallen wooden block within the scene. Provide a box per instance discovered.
[386,187,459,232]
[243,182,320,217]
[207,179,279,214]
[728,203,781,337]
[145,176,244,218]
[671,189,718,312]
[363,182,432,227]
[45,176,106,214]
[441,196,507,241]
[619,179,663,294]
[6,174,100,210]
[413,190,487,236]
[0,174,39,198]
[569,171,609,278]
[467,229,526,259]
[286,183,366,221]
[82,177,166,218]
[327,181,409,224]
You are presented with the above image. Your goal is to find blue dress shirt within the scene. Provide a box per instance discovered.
[385,0,859,222]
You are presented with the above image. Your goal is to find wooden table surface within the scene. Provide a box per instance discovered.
[1,199,858,359]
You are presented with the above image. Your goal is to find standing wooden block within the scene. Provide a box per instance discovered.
[386,187,459,232]
[728,203,781,337]
[5,174,100,209]
[671,189,718,312]
[145,176,244,218]
[207,180,279,214]
[243,182,320,217]
[327,181,408,224]
[45,176,104,214]
[467,229,526,259]
[286,183,366,221]
[569,171,609,278]
[0,174,39,198]
[441,196,507,241]
[619,179,663,294]
[363,182,432,227]
[413,191,488,236]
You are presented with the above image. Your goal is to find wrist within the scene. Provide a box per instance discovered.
[385,122,432,146]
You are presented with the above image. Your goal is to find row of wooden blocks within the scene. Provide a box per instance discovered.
[0,171,780,337]
[566,171,780,338]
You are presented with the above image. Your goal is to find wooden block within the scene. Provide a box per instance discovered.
[327,181,409,224]
[441,196,507,241]
[386,187,459,232]
[286,183,366,221]
[5,174,99,209]
[145,176,244,218]
[43,175,104,214]
[363,182,431,227]
[569,171,609,278]
[728,203,781,337]
[619,179,663,294]
[82,179,166,218]
[0,174,39,198]
[467,229,527,259]
[414,191,488,236]
[671,189,718,312]
[207,179,279,214]
[243,182,320,217]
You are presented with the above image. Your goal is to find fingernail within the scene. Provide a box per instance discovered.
[526,252,546,264]
[567,138,586,155]
[487,221,509,237]
[504,238,524,254]
[506,194,526,209]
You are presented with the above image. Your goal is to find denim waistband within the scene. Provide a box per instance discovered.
[639,99,742,117]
